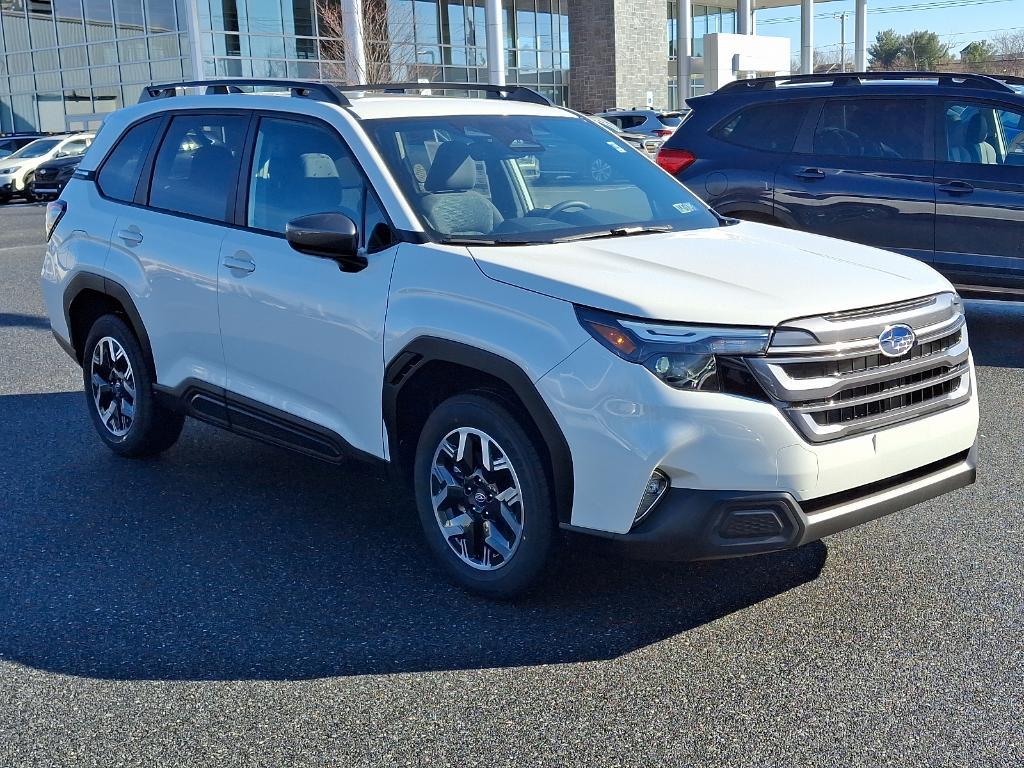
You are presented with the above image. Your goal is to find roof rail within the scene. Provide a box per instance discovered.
[138,79,552,108]
[333,82,552,105]
[716,71,1017,95]
[139,79,350,106]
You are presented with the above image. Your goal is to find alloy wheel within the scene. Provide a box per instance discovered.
[90,336,137,438]
[429,427,525,571]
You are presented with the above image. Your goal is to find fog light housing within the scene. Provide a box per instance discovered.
[633,469,670,527]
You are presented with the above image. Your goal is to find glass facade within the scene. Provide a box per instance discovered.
[0,0,569,131]
[666,1,734,107]
[666,1,734,60]
[0,0,191,132]
[195,0,568,105]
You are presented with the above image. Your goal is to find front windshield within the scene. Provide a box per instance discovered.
[7,138,61,159]
[364,114,719,244]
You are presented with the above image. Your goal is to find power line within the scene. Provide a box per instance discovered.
[759,0,1017,26]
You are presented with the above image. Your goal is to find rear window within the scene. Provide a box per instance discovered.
[712,102,808,153]
[658,113,683,127]
[97,118,162,202]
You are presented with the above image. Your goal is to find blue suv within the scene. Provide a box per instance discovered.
[659,72,1024,299]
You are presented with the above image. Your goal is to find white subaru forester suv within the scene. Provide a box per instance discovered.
[41,80,979,598]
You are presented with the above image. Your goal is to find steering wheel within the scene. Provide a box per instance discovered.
[545,200,592,216]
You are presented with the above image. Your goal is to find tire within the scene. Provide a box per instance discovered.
[82,314,184,458]
[413,392,555,599]
[22,173,36,203]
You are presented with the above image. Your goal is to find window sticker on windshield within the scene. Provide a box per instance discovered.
[673,202,697,214]
[606,141,626,153]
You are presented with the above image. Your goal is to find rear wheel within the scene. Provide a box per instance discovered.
[82,314,184,457]
[413,393,555,599]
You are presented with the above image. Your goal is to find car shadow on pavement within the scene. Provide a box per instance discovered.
[0,391,826,681]
[964,300,1024,368]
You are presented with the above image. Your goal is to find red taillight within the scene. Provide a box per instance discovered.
[653,129,674,137]
[45,200,67,241]
[656,148,696,175]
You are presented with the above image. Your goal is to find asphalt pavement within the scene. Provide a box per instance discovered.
[0,204,1021,766]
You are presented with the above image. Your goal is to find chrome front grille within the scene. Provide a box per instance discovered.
[746,292,972,442]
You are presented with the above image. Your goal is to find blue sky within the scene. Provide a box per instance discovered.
[754,0,1024,59]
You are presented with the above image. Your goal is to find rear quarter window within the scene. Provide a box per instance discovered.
[97,118,162,202]
[712,101,808,153]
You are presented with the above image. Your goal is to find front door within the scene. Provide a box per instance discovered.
[934,98,1024,294]
[775,96,935,263]
[217,114,399,459]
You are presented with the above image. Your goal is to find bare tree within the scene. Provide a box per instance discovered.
[316,0,433,84]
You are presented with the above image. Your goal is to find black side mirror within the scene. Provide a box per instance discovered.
[285,212,367,272]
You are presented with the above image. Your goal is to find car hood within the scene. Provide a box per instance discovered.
[38,156,81,171]
[468,222,953,326]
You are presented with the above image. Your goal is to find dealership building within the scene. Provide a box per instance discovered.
[0,0,865,133]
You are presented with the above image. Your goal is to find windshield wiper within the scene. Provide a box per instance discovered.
[549,225,674,243]
[439,236,536,246]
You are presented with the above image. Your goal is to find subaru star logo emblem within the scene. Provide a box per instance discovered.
[878,324,916,358]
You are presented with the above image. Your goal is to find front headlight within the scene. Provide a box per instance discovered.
[0,166,19,175]
[575,306,770,392]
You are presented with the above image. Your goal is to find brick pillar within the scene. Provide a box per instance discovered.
[568,0,668,113]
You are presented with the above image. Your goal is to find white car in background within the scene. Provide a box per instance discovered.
[0,132,94,203]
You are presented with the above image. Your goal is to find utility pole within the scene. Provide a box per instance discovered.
[835,12,850,72]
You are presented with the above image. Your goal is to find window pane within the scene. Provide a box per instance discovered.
[944,101,1024,166]
[714,102,807,153]
[247,116,365,234]
[813,99,927,160]
[113,0,144,35]
[149,114,248,221]
[97,117,161,201]
[84,0,115,40]
[146,0,178,32]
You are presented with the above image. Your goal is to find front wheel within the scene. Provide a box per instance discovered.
[82,314,184,457]
[22,173,36,202]
[413,393,555,599]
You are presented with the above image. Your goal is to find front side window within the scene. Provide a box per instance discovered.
[812,98,927,160]
[149,113,248,221]
[944,101,1024,166]
[247,116,365,234]
[97,117,161,201]
[714,102,807,153]
[365,113,719,244]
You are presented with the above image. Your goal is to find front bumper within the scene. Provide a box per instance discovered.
[537,338,980,536]
[564,445,976,561]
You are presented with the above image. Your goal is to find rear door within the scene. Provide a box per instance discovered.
[933,98,1024,294]
[698,99,812,217]
[775,96,935,262]
[106,111,249,390]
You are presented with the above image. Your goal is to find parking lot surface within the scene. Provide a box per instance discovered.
[0,204,1021,766]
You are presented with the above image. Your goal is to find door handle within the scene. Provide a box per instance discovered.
[794,168,826,180]
[117,228,143,246]
[938,181,975,195]
[222,252,256,274]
